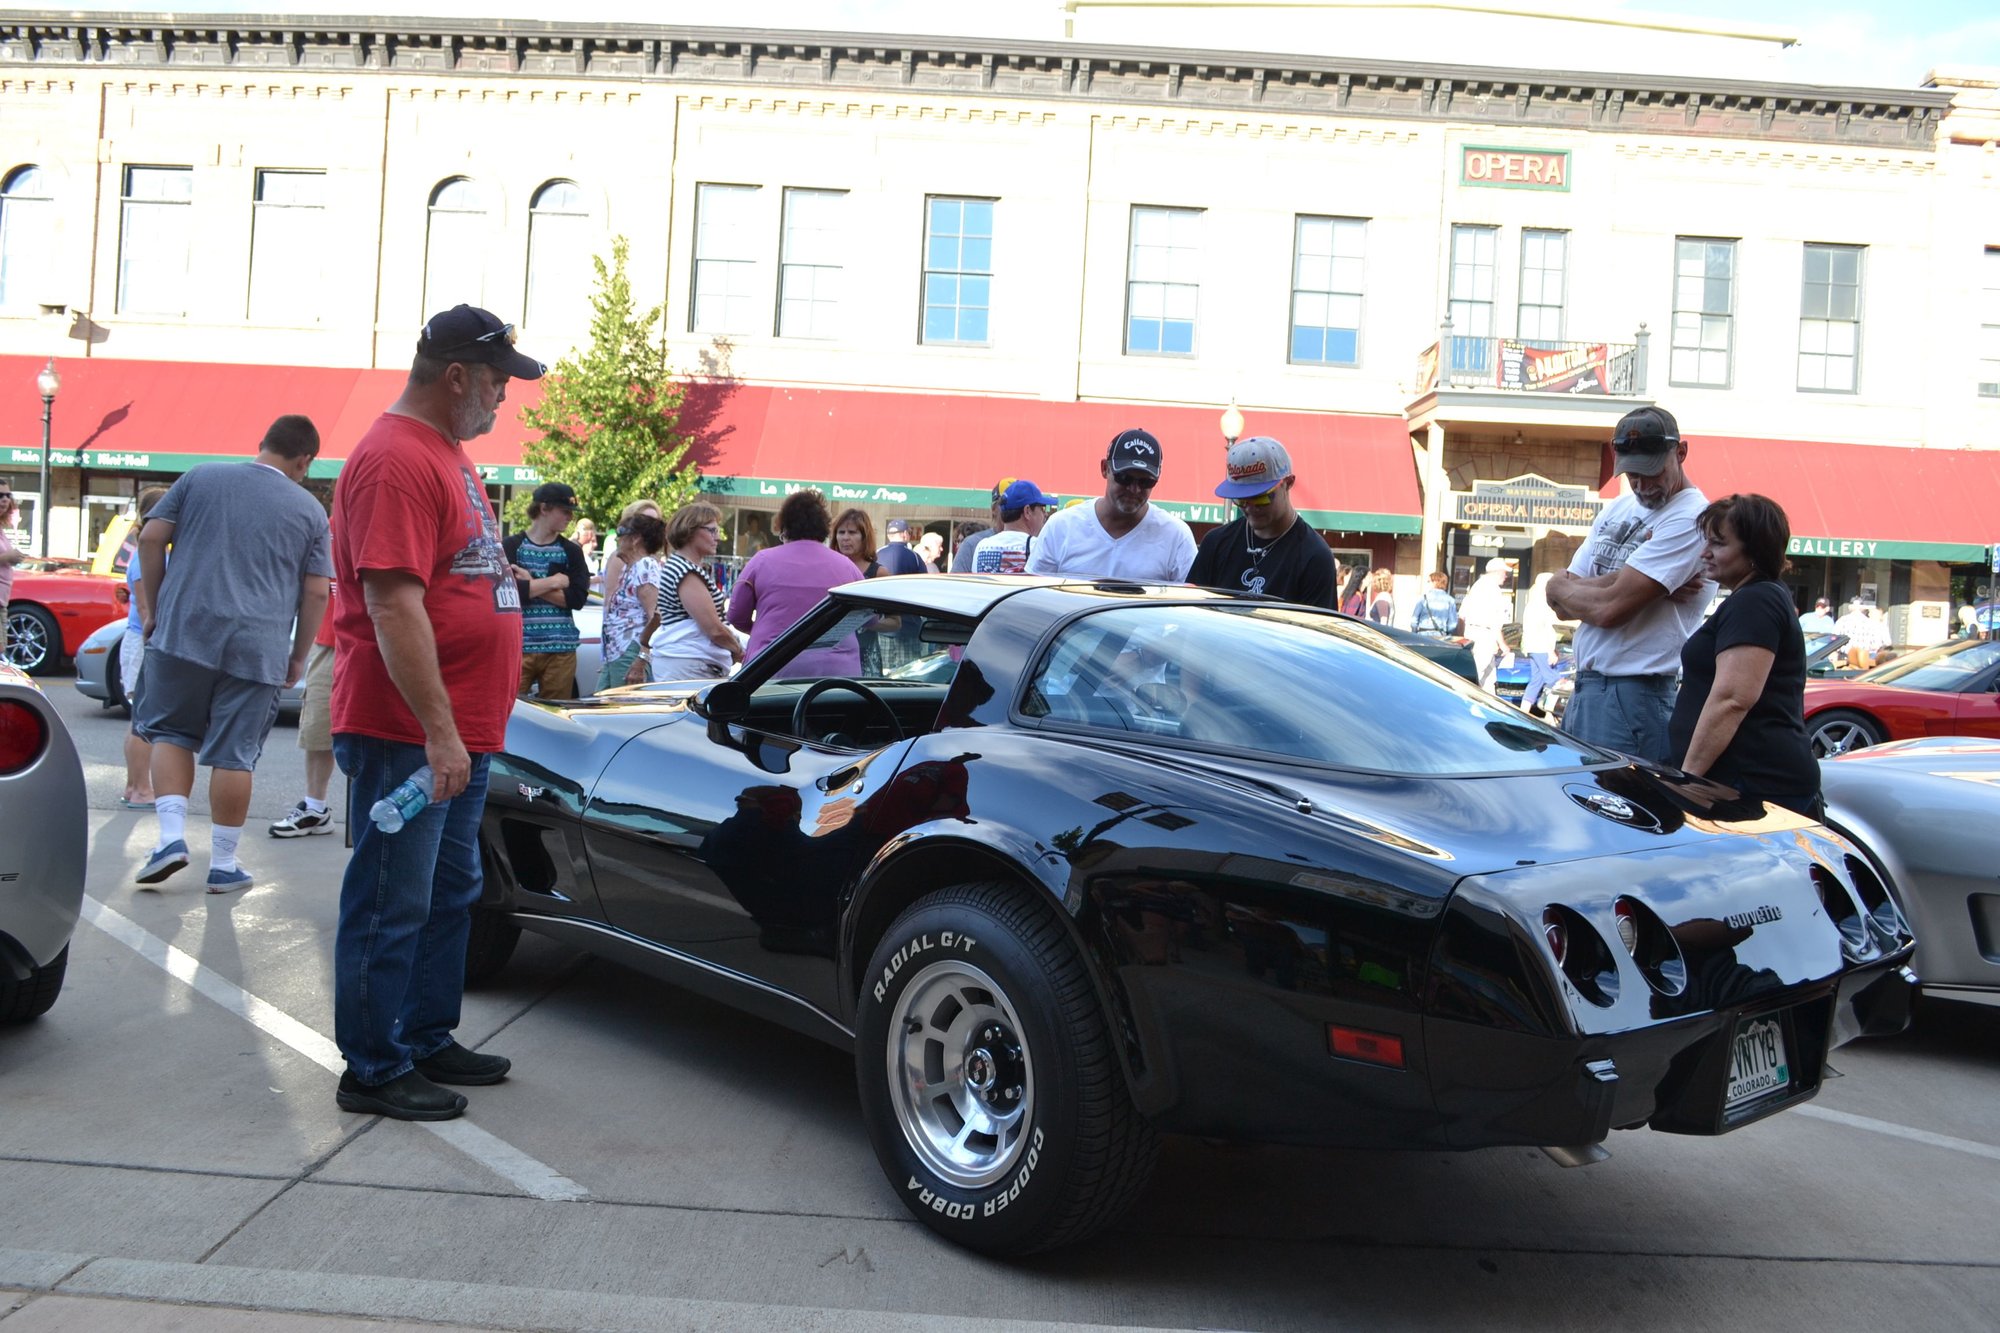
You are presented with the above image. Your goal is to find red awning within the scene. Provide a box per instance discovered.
[1603,434,2000,564]
[1,357,1420,531]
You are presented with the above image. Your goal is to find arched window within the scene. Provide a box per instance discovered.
[0,166,54,312]
[422,177,490,317]
[524,179,590,334]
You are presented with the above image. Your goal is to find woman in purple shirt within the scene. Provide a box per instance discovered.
[727,489,862,678]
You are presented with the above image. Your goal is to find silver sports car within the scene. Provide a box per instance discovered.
[1820,736,2000,1008]
[0,661,87,1021]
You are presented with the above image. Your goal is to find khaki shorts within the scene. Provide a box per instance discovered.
[520,651,578,700]
[297,641,334,751]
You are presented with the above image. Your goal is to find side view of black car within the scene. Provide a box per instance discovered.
[473,575,1915,1255]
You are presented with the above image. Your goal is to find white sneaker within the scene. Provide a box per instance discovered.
[269,802,334,838]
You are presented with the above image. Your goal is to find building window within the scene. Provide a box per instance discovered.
[524,179,591,334]
[779,187,844,339]
[921,196,993,345]
[1671,237,1735,388]
[1798,242,1862,393]
[1126,205,1200,356]
[691,183,762,335]
[423,177,490,318]
[1517,228,1566,345]
[0,165,53,312]
[1980,247,2000,398]
[1447,223,1496,372]
[247,169,326,324]
[1289,215,1364,366]
[117,165,194,317]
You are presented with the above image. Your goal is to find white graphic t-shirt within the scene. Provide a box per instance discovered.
[972,530,1032,573]
[1568,485,1712,676]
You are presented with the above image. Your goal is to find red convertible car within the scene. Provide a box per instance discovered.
[4,563,127,675]
[1804,637,2000,757]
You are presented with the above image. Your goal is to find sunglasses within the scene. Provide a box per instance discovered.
[1233,491,1276,508]
[429,321,516,357]
[1111,472,1157,490]
[699,524,721,535]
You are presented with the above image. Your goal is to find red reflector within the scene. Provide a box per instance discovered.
[0,700,47,773]
[1327,1025,1406,1068]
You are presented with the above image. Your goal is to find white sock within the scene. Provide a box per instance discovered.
[155,795,189,849]
[302,796,328,814]
[211,823,243,873]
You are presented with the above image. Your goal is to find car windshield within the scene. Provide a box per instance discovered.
[1855,637,2000,691]
[1020,604,1605,775]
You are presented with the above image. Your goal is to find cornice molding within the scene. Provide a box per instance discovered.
[0,12,1953,148]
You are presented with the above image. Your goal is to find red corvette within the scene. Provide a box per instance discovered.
[4,563,127,675]
[1804,637,2000,757]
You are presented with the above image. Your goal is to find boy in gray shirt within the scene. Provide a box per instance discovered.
[135,414,333,893]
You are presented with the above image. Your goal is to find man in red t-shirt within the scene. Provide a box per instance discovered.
[328,304,544,1121]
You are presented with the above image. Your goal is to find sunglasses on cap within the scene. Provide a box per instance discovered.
[1612,430,1681,449]
[430,321,517,357]
[1111,472,1157,490]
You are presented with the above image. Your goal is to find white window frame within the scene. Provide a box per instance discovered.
[524,179,591,335]
[0,165,54,313]
[1516,228,1566,346]
[247,168,326,324]
[691,183,762,336]
[920,195,994,347]
[117,165,194,317]
[1670,236,1736,389]
[1289,215,1365,368]
[778,187,845,340]
[1447,223,1497,373]
[423,177,491,318]
[1125,205,1201,357]
[1798,242,1863,394]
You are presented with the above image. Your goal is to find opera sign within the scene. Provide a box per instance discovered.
[1462,146,1571,191]
[1451,473,1601,530]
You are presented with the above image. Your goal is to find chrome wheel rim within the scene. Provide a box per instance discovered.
[1812,719,1873,758]
[4,614,48,671]
[887,958,1034,1190]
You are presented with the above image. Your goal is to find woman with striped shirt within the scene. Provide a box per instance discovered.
[646,502,744,681]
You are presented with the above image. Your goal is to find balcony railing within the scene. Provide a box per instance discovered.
[1415,322,1650,397]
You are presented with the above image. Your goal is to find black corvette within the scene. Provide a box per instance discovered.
[474,575,1916,1254]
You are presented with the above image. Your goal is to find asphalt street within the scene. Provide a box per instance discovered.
[3,673,1998,1332]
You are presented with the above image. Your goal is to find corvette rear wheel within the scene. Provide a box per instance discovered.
[856,882,1158,1255]
[464,839,521,985]
[1810,708,1884,758]
[4,605,58,675]
[0,945,68,1023]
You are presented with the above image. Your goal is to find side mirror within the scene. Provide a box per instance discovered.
[694,678,751,722]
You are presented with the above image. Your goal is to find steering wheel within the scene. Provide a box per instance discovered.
[790,679,905,747]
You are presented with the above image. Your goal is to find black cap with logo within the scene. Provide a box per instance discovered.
[417,305,547,380]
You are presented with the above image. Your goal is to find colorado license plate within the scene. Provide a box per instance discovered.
[1725,1016,1791,1109]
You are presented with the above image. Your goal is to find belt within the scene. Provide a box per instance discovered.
[1574,670,1676,684]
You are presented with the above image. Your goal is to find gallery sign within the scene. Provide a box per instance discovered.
[1461,146,1571,191]
[1450,473,1601,530]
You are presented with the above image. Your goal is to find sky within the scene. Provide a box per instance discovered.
[43,2,2000,88]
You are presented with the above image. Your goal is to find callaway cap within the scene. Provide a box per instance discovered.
[998,479,1060,514]
[1609,406,1682,478]
[417,305,548,380]
[1105,428,1163,480]
[1214,435,1294,499]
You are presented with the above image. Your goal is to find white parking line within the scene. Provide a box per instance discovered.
[80,895,589,1202]
[1795,1103,2000,1164]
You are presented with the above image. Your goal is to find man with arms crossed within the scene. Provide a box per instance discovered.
[1546,406,1712,762]
[1028,429,1196,582]
[329,305,543,1121]
[133,416,331,892]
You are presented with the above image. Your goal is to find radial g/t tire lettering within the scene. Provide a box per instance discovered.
[855,881,1158,1255]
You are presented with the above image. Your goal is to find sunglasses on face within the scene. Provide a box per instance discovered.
[1111,472,1157,490]
[1233,491,1276,508]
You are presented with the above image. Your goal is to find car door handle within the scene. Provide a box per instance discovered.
[817,766,865,793]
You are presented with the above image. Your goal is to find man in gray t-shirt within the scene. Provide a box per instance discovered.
[134,414,333,894]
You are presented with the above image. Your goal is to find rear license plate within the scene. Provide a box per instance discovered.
[1725,1016,1791,1109]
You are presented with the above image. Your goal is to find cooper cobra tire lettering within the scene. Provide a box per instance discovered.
[873,929,978,1003]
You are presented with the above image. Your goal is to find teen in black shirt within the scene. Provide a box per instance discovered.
[1188,435,1337,608]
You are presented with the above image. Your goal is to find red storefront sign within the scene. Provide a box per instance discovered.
[1461,146,1570,191]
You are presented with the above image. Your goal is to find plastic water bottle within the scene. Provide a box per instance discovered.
[369,765,434,834]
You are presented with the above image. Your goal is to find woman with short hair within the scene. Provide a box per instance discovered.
[1366,568,1394,625]
[1666,493,1822,819]
[647,502,743,682]
[728,489,862,678]
[602,512,666,690]
[597,497,661,597]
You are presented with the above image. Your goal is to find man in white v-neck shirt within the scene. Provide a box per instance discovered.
[1026,428,1196,582]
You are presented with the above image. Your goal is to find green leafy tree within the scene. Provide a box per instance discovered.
[513,236,699,530]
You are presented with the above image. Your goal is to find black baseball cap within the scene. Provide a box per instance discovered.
[1610,406,1683,478]
[531,481,578,510]
[1106,428,1163,480]
[417,305,547,380]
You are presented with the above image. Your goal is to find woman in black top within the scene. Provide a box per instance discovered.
[1666,494,1822,820]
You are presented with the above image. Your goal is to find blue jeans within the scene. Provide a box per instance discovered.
[332,734,491,1085]
[1565,672,1677,764]
[1522,654,1563,712]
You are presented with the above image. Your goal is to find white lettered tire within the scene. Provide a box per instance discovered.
[855,882,1158,1255]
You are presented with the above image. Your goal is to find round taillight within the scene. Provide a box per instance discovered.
[1613,900,1640,955]
[0,699,48,773]
[1542,910,1568,967]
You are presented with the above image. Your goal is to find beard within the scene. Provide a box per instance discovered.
[450,398,497,441]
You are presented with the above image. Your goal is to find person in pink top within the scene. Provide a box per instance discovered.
[727,489,862,678]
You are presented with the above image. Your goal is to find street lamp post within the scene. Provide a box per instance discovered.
[34,357,60,558]
[1220,400,1245,449]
